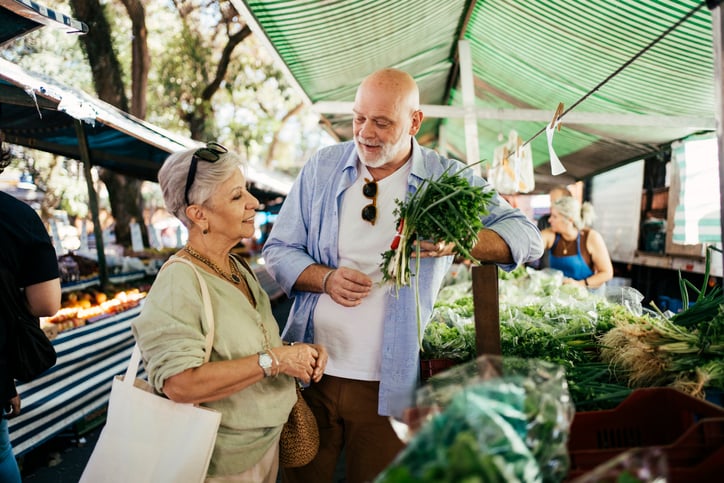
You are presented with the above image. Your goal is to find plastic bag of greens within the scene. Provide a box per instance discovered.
[421,315,475,361]
[377,356,574,483]
[436,282,473,306]
[421,318,466,361]
[604,286,645,317]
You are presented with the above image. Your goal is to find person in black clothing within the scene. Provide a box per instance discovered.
[0,134,61,481]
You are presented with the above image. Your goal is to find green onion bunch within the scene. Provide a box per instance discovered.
[380,164,495,292]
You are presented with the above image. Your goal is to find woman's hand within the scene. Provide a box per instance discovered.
[272,343,327,384]
[307,343,328,382]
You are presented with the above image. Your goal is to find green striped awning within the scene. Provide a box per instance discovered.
[235,0,717,192]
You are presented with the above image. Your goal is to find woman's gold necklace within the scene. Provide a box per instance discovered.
[183,245,242,284]
[561,232,578,255]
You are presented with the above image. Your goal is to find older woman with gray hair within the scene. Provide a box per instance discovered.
[132,142,327,482]
[541,196,613,290]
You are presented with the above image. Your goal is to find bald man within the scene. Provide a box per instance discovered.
[263,68,543,482]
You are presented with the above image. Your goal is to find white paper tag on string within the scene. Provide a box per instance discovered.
[545,121,567,176]
[80,219,89,251]
[130,222,145,253]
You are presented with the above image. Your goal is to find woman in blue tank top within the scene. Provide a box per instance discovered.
[540,196,613,291]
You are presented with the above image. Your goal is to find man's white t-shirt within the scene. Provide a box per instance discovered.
[313,161,410,381]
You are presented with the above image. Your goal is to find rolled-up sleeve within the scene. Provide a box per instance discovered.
[261,166,317,295]
[131,264,207,393]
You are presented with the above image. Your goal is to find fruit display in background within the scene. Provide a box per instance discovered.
[42,287,146,333]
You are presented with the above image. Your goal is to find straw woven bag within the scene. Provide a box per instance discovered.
[279,386,319,467]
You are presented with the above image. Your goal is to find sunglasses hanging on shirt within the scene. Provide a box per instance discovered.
[361,178,377,225]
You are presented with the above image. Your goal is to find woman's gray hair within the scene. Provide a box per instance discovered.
[158,146,245,227]
[552,196,596,230]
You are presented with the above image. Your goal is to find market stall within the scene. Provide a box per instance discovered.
[0,9,184,456]
[414,261,724,480]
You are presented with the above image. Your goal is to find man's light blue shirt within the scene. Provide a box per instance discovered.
[262,139,543,417]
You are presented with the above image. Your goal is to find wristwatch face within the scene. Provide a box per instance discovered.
[258,352,273,377]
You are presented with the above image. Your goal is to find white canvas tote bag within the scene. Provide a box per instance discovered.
[80,257,221,483]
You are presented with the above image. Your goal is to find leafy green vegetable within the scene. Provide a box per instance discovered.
[426,262,724,410]
[379,163,494,348]
[425,269,635,410]
[377,358,572,483]
[421,319,476,361]
[380,163,494,291]
[668,246,724,353]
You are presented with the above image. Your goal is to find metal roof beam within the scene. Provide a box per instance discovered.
[74,119,108,287]
[2,133,159,174]
[0,83,58,109]
[458,39,480,173]
[312,101,713,128]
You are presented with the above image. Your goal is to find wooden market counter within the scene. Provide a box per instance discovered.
[10,304,143,456]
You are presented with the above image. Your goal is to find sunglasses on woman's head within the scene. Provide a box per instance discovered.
[361,178,377,225]
[184,142,228,206]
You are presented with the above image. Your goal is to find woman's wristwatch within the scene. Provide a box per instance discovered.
[258,351,273,377]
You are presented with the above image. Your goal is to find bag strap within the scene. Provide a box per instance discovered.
[161,256,216,355]
[124,256,216,384]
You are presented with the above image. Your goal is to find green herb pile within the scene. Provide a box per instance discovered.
[428,285,633,410]
[380,164,495,292]
[424,257,724,410]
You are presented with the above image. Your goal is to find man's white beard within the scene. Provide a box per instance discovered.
[355,134,409,168]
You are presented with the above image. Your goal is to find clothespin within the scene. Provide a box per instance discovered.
[549,102,564,131]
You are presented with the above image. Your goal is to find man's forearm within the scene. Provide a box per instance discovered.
[470,229,513,264]
[293,264,334,293]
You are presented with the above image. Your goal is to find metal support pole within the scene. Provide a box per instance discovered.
[74,120,108,288]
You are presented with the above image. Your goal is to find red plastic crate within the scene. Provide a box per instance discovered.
[419,358,458,381]
[567,387,724,481]
[668,446,724,481]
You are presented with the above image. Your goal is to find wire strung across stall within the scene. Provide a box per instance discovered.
[519,0,710,150]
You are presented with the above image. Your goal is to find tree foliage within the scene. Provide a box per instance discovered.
[1,0,332,246]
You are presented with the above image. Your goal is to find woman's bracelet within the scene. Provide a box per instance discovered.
[322,269,336,294]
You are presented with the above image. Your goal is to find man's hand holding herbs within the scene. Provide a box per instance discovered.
[413,240,454,258]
